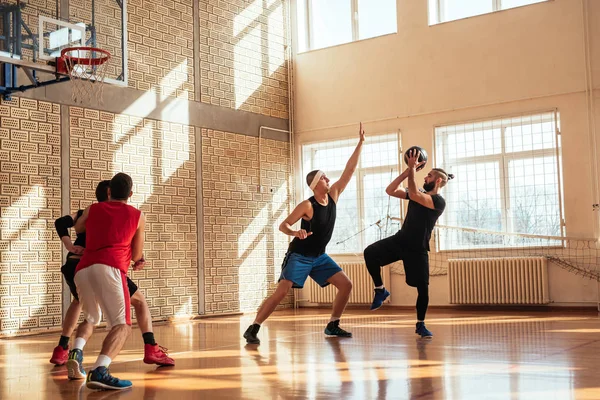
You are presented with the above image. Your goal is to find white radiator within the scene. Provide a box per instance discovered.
[448,257,550,305]
[305,262,389,304]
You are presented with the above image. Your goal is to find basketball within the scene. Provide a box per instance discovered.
[404,146,428,171]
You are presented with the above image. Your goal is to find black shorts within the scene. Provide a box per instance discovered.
[61,256,138,301]
[364,234,429,287]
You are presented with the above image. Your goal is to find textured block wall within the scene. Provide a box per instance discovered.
[0,97,63,335]
[68,106,199,318]
[199,0,289,118]
[0,0,292,336]
[201,128,292,313]
[127,0,195,99]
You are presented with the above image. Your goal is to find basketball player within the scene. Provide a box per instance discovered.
[243,124,365,344]
[68,173,145,390]
[50,181,174,371]
[364,148,453,338]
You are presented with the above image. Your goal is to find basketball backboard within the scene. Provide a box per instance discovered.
[0,0,127,98]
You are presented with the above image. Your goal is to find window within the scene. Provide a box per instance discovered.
[434,111,564,250]
[296,0,397,52]
[301,133,401,254]
[429,0,548,25]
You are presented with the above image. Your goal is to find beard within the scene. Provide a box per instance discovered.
[423,181,435,192]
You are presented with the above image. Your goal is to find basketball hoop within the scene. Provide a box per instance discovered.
[58,47,111,105]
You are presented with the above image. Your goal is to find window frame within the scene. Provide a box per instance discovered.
[299,0,398,53]
[300,131,404,255]
[429,0,549,25]
[433,110,565,251]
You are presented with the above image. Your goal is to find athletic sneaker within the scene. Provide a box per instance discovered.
[86,366,132,390]
[415,322,433,338]
[143,344,175,366]
[324,320,352,338]
[50,345,69,366]
[370,288,390,311]
[243,324,261,344]
[66,349,86,380]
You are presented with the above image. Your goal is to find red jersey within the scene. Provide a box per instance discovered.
[76,201,141,274]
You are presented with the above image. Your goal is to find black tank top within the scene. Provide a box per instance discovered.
[288,194,336,257]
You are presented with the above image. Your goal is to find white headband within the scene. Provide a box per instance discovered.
[309,170,324,190]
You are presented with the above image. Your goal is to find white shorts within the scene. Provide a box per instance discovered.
[74,264,131,329]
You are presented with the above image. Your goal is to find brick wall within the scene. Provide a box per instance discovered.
[68,107,199,318]
[199,0,289,118]
[127,0,195,100]
[201,128,292,314]
[0,0,292,336]
[0,97,63,335]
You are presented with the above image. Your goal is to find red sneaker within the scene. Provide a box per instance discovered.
[49,345,69,365]
[143,344,174,366]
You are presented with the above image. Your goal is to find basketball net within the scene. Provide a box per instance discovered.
[59,47,111,105]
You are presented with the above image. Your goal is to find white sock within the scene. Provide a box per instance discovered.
[73,337,86,351]
[329,317,340,323]
[252,321,260,326]
[375,285,384,290]
[92,354,112,370]
[417,320,424,323]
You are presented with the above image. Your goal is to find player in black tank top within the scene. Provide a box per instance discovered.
[244,124,366,345]
[287,194,336,257]
[363,149,454,338]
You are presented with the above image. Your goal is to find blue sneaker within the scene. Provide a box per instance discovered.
[370,288,390,311]
[86,366,132,390]
[415,322,433,338]
[66,349,86,380]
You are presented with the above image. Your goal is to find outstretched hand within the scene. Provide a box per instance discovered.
[406,148,426,170]
[359,122,365,143]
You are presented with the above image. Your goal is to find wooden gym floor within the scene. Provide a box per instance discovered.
[2,308,600,399]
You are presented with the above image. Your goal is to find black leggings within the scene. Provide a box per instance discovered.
[416,284,429,321]
[364,235,430,320]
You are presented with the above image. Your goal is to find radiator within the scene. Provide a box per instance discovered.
[448,257,550,305]
[306,262,389,304]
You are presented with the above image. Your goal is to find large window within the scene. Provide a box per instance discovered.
[301,133,401,254]
[435,111,564,250]
[296,0,397,53]
[428,0,548,25]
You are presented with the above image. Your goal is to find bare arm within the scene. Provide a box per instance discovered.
[406,150,435,210]
[131,213,145,263]
[74,207,90,234]
[329,123,365,202]
[279,200,313,239]
[386,169,410,199]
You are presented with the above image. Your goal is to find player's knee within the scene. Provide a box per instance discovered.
[363,244,376,261]
[340,278,353,293]
[113,323,132,335]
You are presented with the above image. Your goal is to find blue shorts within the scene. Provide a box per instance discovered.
[279,252,342,289]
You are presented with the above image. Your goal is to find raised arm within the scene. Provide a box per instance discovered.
[329,123,365,202]
[386,169,410,199]
[406,149,435,209]
[279,200,313,239]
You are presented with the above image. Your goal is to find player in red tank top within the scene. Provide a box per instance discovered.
[76,201,141,274]
[68,173,146,390]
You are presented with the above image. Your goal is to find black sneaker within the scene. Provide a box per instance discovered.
[243,324,261,344]
[324,320,352,338]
